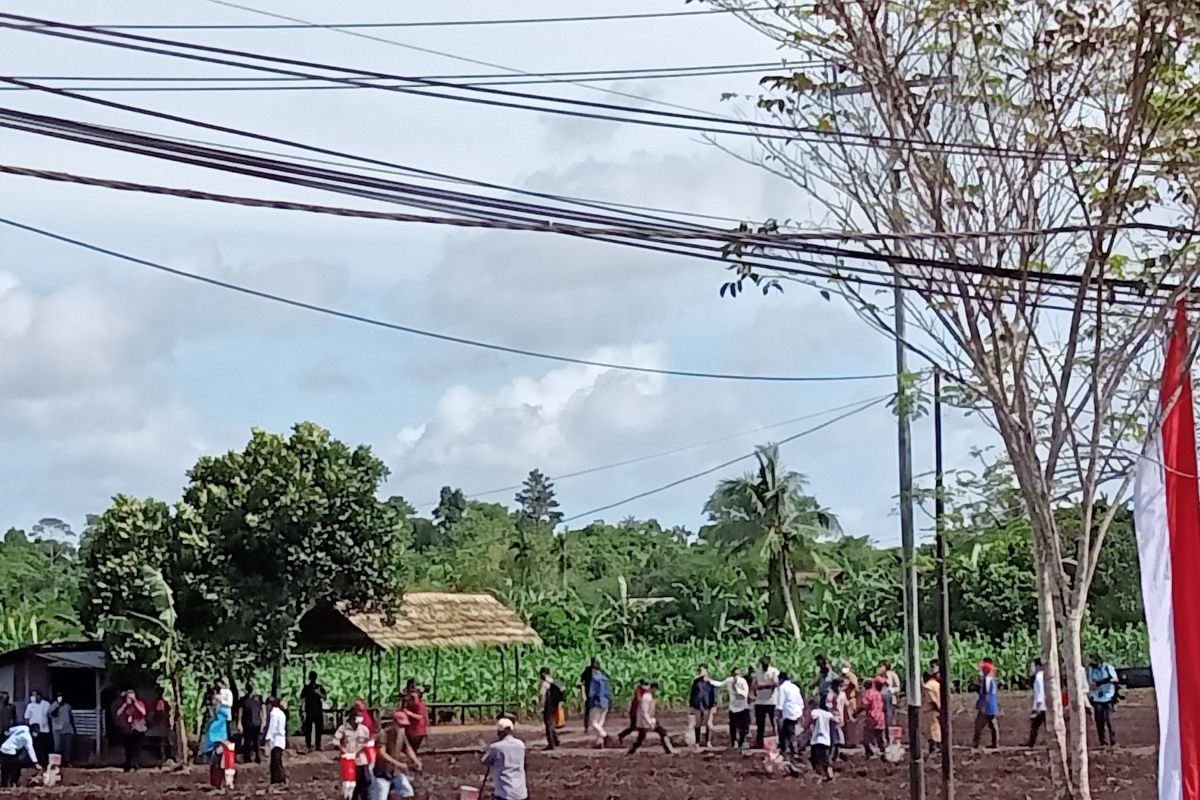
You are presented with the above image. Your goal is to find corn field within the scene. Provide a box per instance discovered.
[225,625,1148,716]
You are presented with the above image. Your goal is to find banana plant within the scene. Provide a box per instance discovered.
[102,566,189,766]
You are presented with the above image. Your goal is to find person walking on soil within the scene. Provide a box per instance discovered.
[752,656,780,748]
[1026,659,1048,747]
[627,683,675,755]
[333,708,372,800]
[538,667,564,751]
[973,659,1000,749]
[776,672,805,759]
[878,662,901,738]
[202,704,237,790]
[300,671,327,752]
[372,710,422,800]
[689,664,719,748]
[0,724,41,787]
[804,700,836,782]
[585,661,612,748]
[841,662,860,715]
[617,680,649,743]
[240,681,264,764]
[813,656,835,708]
[265,697,288,786]
[401,687,427,753]
[481,718,527,800]
[115,689,147,772]
[23,690,51,766]
[716,666,751,750]
[49,693,75,765]
[859,678,887,760]
[923,670,942,755]
[827,678,848,760]
[580,659,597,735]
[1088,654,1119,747]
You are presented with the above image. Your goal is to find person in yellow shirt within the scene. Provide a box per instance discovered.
[922,670,942,755]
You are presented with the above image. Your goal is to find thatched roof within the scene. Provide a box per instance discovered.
[297,592,542,651]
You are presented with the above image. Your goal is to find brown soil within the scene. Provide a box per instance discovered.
[2,691,1157,799]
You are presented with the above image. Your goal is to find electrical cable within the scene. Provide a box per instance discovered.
[0,214,897,384]
[7,61,789,82]
[81,5,782,30]
[0,63,784,91]
[2,11,1159,164]
[416,393,896,507]
[560,393,891,524]
[0,113,1179,315]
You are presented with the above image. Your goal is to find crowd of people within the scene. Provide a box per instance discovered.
[0,652,1124,794]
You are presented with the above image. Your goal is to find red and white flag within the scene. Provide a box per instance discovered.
[1134,301,1200,800]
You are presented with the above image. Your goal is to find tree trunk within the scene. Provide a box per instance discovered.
[779,555,802,642]
[170,671,189,768]
[1062,611,1092,800]
[271,656,283,700]
[1033,534,1073,797]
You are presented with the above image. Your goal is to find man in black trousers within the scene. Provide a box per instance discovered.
[239,682,264,764]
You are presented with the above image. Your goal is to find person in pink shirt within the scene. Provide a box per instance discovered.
[858,678,887,760]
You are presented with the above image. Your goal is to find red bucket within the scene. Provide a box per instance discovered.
[223,743,237,770]
[340,754,358,782]
[363,743,376,765]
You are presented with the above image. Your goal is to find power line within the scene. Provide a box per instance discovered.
[82,5,782,30]
[0,215,896,384]
[4,11,1180,166]
[0,68,776,93]
[419,393,896,507]
[196,0,753,118]
[0,133,1177,314]
[560,394,891,524]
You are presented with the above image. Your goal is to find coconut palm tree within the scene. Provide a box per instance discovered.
[701,444,841,641]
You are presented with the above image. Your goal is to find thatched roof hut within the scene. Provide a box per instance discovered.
[298,591,542,651]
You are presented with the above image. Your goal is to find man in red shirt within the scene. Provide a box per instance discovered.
[859,678,887,760]
[115,690,147,772]
[616,680,648,744]
[402,688,428,753]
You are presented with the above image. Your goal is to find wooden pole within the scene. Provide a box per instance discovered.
[934,370,955,800]
[514,647,521,721]
[432,650,440,703]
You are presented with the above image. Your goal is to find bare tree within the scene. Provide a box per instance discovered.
[702,1,1200,797]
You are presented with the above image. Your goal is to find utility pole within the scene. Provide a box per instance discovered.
[890,165,925,800]
[934,369,954,800]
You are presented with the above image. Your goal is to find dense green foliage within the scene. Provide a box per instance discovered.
[246,627,1149,716]
[0,522,80,649]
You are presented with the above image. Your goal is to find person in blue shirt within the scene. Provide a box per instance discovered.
[972,659,1000,749]
[586,662,612,749]
[1088,655,1119,747]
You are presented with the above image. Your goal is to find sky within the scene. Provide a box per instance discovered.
[0,0,986,543]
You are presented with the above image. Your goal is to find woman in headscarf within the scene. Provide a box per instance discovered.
[353,700,377,769]
[201,705,235,789]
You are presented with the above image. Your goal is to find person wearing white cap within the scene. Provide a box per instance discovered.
[481,718,526,800]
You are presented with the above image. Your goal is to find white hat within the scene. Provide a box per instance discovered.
[496,717,514,732]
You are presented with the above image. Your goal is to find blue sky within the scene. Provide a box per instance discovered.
[0,0,984,542]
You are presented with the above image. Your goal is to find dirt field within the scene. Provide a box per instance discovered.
[0,691,1157,799]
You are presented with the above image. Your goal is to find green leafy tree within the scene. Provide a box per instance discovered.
[433,486,467,529]
[702,445,840,641]
[180,422,409,693]
[514,469,563,589]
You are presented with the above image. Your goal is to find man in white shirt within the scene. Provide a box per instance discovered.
[775,673,805,758]
[752,657,780,748]
[265,698,288,786]
[481,718,527,800]
[806,707,835,781]
[22,691,51,766]
[0,724,41,787]
[1026,660,1047,747]
[718,667,751,749]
